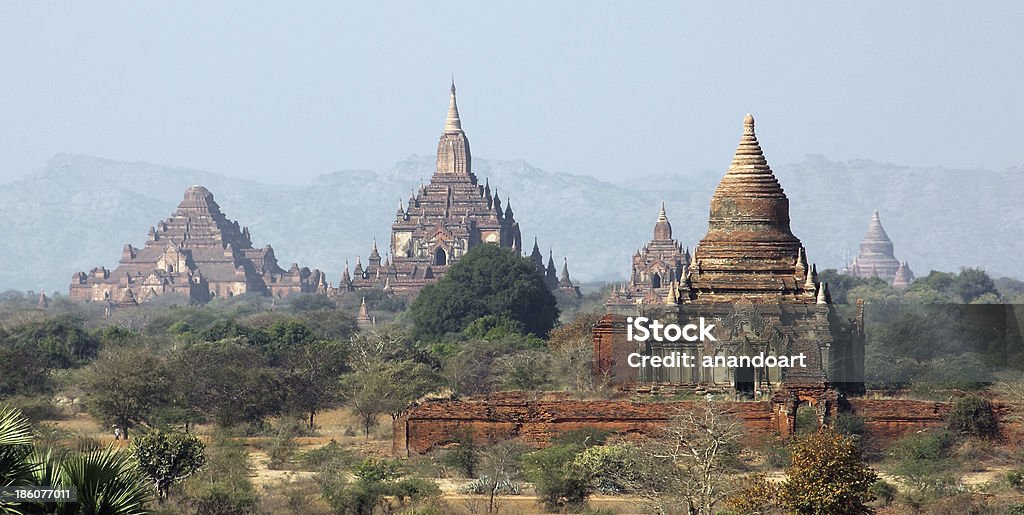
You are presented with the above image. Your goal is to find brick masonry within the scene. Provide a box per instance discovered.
[394,392,1022,456]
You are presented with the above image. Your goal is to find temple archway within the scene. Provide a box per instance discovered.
[651,273,662,289]
[434,248,447,266]
[794,401,820,435]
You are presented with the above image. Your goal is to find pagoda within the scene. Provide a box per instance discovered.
[594,115,863,410]
[607,203,690,306]
[842,210,914,287]
[336,83,578,297]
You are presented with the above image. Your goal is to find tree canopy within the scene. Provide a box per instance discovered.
[409,244,559,339]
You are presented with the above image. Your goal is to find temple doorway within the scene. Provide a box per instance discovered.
[434,248,447,266]
[735,364,755,398]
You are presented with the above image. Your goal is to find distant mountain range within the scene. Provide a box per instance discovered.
[2,153,1022,293]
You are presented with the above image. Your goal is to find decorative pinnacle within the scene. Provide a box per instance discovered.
[445,80,462,132]
[805,263,817,289]
[657,201,667,222]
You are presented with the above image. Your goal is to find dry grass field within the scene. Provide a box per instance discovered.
[33,397,1024,514]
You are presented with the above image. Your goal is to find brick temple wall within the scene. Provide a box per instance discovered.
[394,392,1022,456]
[394,392,777,456]
[845,399,951,440]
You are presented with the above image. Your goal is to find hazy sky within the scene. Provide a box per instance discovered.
[1,2,1021,184]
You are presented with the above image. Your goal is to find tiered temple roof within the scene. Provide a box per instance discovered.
[70,186,324,305]
[683,114,818,304]
[334,83,578,297]
[607,202,690,306]
[599,115,861,395]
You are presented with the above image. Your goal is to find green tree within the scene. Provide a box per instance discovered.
[817,269,887,305]
[907,268,999,303]
[953,267,999,303]
[296,309,358,342]
[262,319,320,364]
[283,339,349,431]
[80,346,172,438]
[288,293,337,313]
[523,442,594,512]
[170,340,285,428]
[780,429,877,514]
[439,333,545,396]
[182,435,258,515]
[462,315,529,341]
[7,315,99,368]
[409,244,559,339]
[0,342,52,397]
[339,359,441,437]
[132,430,207,501]
[573,441,646,495]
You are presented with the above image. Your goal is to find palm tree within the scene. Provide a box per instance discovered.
[54,447,152,515]
[1,406,36,514]
[0,405,154,515]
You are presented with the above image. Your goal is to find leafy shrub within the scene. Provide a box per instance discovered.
[458,475,521,495]
[780,429,877,514]
[188,488,259,515]
[299,440,356,471]
[833,412,866,438]
[946,395,999,439]
[441,431,479,478]
[132,430,206,499]
[889,429,960,493]
[318,458,441,515]
[1008,467,1024,493]
[4,395,63,422]
[265,431,297,470]
[523,443,593,512]
[724,473,778,514]
[183,435,258,514]
[794,405,819,435]
[572,442,645,495]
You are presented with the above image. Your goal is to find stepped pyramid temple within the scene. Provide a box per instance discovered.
[606,202,691,306]
[332,83,579,298]
[596,113,864,401]
[70,186,326,305]
[842,210,915,288]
